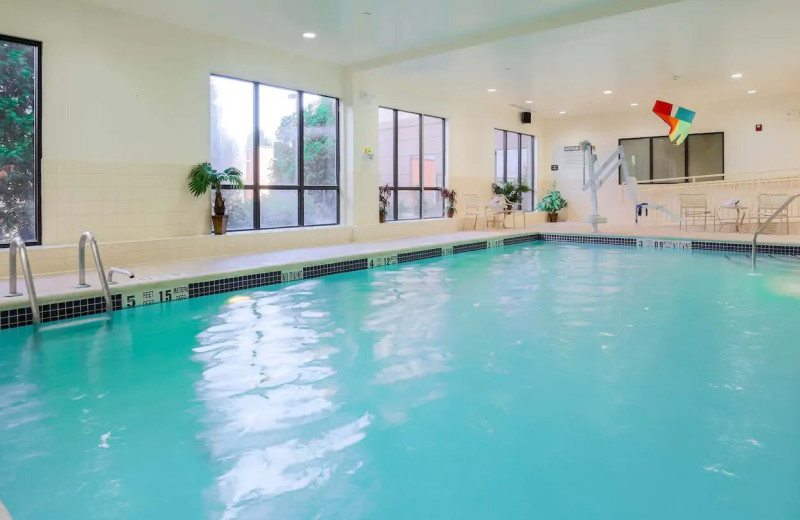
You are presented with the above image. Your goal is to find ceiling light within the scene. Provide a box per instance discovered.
[747,89,757,94]
[487,88,496,92]
[362,11,371,16]
[302,32,316,39]
[603,90,613,95]
[525,100,533,104]
[731,73,743,79]
[559,111,567,114]
[630,103,639,106]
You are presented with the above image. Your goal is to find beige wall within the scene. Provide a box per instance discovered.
[0,0,545,276]
[538,95,800,224]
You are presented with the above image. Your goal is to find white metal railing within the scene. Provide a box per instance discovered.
[752,194,800,270]
[621,168,800,228]
[4,237,41,325]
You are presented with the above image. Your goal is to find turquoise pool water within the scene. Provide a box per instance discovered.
[1,243,800,519]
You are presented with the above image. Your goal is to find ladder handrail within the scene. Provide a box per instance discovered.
[4,237,41,325]
[751,193,800,270]
[76,232,114,318]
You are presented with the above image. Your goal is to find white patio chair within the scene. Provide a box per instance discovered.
[496,194,526,228]
[756,193,790,234]
[462,194,503,230]
[679,193,712,230]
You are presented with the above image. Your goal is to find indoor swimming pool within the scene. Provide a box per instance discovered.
[1,242,799,519]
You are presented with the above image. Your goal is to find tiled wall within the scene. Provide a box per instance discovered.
[42,160,208,246]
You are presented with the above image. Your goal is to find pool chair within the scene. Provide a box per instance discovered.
[679,193,712,230]
[463,194,504,230]
[496,194,526,228]
[756,193,791,234]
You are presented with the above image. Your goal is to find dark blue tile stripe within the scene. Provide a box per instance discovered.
[540,234,637,247]
[397,248,442,263]
[453,241,488,254]
[503,234,540,246]
[188,271,282,298]
[302,258,368,279]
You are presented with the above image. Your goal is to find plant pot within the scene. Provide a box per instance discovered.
[212,214,229,235]
[379,212,387,224]
[547,212,559,223]
[446,208,456,218]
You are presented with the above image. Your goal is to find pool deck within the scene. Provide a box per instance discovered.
[1,223,799,312]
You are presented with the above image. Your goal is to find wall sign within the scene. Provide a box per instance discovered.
[636,238,691,250]
[550,165,559,171]
[281,269,303,283]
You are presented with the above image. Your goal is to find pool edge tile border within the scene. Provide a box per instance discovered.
[2,231,798,330]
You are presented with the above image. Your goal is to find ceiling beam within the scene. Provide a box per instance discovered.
[346,0,684,73]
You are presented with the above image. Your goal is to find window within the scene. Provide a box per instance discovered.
[619,132,724,183]
[378,107,446,220]
[1,35,41,246]
[494,129,536,210]
[210,75,339,231]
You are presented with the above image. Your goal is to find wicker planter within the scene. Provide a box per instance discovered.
[446,208,456,218]
[547,212,559,223]
[379,212,387,223]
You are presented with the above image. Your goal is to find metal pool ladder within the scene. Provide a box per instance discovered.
[751,193,799,270]
[4,236,41,325]
[74,231,114,319]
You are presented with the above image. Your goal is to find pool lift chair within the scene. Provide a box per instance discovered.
[580,140,682,233]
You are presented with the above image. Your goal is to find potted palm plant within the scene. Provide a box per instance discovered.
[440,188,457,218]
[188,162,244,235]
[492,181,531,209]
[535,190,568,222]
[379,184,391,223]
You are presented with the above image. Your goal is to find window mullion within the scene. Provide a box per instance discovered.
[418,113,423,219]
[252,82,260,231]
[298,91,305,226]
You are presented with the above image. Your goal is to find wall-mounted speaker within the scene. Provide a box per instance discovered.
[521,112,532,124]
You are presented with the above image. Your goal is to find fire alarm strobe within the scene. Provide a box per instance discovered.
[756,124,763,132]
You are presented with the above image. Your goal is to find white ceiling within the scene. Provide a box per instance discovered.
[80,0,679,66]
[366,0,800,117]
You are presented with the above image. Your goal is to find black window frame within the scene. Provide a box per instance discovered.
[618,131,725,184]
[1,34,43,248]
[494,129,536,211]
[379,107,447,221]
[211,73,341,231]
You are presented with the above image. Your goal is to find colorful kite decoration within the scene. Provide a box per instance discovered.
[652,100,695,146]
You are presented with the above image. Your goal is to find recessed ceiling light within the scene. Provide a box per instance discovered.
[603,90,613,95]
[731,73,743,79]
[525,100,533,104]
[630,103,639,106]
[559,111,567,114]
[487,88,497,93]
[747,89,757,94]
[302,32,316,39]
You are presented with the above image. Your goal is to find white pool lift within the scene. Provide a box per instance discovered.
[580,140,681,233]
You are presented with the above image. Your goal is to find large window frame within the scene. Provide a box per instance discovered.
[618,132,725,184]
[494,129,536,211]
[211,74,340,231]
[379,107,447,221]
[0,34,42,247]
